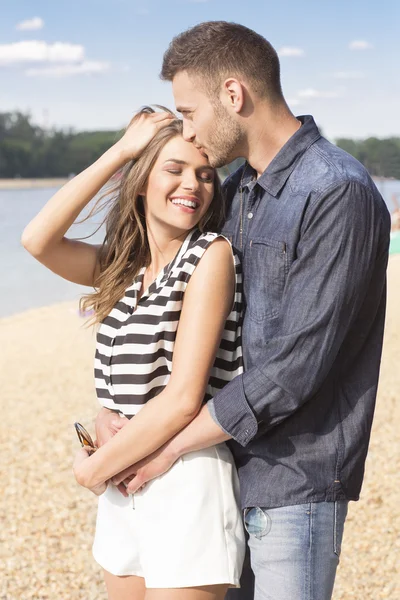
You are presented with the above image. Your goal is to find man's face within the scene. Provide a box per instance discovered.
[172,71,244,168]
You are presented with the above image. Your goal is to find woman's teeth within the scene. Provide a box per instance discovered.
[171,198,198,209]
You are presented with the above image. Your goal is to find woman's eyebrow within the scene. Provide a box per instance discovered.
[164,159,187,165]
[163,159,213,171]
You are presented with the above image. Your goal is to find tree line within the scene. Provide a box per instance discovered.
[0,112,117,178]
[1,111,399,180]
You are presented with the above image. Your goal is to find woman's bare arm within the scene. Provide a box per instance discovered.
[73,238,236,489]
[21,111,174,286]
[21,146,126,286]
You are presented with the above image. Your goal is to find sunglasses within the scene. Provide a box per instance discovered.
[74,422,96,455]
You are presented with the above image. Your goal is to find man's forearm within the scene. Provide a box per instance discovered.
[169,403,231,458]
[110,403,231,494]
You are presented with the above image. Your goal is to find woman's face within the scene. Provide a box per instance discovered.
[142,135,216,235]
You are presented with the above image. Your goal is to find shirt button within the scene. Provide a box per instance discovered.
[247,212,253,220]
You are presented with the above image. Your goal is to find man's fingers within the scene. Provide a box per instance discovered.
[116,483,129,497]
[111,465,136,486]
[127,475,143,494]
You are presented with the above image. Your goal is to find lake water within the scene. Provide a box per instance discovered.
[1,178,399,318]
[0,187,105,317]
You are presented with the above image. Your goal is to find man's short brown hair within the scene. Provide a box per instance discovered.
[161,21,283,101]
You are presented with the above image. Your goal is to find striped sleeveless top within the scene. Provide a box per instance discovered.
[94,229,243,417]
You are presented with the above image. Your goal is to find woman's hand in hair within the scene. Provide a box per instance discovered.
[115,110,175,162]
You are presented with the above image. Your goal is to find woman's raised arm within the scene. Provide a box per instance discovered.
[21,111,174,286]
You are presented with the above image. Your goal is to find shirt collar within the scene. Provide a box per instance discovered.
[240,115,321,198]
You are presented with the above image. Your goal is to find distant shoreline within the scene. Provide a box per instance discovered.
[0,178,68,190]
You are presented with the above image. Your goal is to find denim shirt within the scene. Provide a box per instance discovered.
[208,115,391,509]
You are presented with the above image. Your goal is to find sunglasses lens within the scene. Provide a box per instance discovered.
[74,422,94,448]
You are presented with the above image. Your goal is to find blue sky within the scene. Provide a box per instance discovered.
[0,0,398,140]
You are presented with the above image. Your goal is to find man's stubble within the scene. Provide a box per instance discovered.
[206,100,244,169]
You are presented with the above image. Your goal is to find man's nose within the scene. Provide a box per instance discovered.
[182,120,195,143]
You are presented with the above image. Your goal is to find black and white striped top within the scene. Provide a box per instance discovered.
[95,229,243,417]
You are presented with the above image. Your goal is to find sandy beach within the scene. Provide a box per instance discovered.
[1,259,399,600]
[0,178,68,190]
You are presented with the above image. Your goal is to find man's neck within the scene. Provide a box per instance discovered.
[243,105,301,178]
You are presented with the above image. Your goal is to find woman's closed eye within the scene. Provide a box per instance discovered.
[198,172,213,183]
[166,169,213,183]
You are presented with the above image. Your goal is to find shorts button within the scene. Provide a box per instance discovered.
[248,212,253,219]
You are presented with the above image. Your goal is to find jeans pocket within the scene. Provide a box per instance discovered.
[243,507,272,540]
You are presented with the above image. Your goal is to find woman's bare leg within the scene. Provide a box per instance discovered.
[103,570,146,600]
[145,584,229,600]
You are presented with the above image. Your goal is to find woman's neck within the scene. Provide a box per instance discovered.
[145,223,190,279]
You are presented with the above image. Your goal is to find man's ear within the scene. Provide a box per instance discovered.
[220,78,245,113]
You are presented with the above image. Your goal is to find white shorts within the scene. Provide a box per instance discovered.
[92,443,245,588]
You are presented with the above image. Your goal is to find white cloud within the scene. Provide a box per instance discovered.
[25,61,111,77]
[297,88,342,99]
[278,46,305,58]
[332,71,365,79]
[0,41,84,66]
[349,40,373,50]
[16,17,44,31]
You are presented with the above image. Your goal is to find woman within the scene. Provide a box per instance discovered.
[22,108,245,600]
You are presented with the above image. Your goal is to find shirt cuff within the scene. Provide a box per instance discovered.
[211,374,258,447]
[206,399,232,437]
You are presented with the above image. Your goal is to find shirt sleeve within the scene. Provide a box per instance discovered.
[210,181,390,447]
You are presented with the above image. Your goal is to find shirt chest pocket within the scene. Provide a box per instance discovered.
[246,238,288,322]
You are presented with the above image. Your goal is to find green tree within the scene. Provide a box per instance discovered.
[1,111,399,180]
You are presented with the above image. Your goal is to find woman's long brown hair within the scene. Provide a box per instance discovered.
[80,107,225,324]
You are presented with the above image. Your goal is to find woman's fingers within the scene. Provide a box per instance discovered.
[117,110,176,161]
[151,111,176,123]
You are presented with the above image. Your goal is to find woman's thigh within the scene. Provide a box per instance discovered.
[145,584,228,600]
[103,570,146,600]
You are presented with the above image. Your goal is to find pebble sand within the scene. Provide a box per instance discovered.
[1,258,399,599]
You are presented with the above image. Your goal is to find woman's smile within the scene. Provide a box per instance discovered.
[170,195,201,213]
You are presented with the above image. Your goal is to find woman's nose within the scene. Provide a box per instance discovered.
[182,173,199,191]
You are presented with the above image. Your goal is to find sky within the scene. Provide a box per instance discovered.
[0,0,398,141]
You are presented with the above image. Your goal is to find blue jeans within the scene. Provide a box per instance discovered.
[226,501,348,600]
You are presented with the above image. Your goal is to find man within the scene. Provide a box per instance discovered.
[96,22,390,600]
